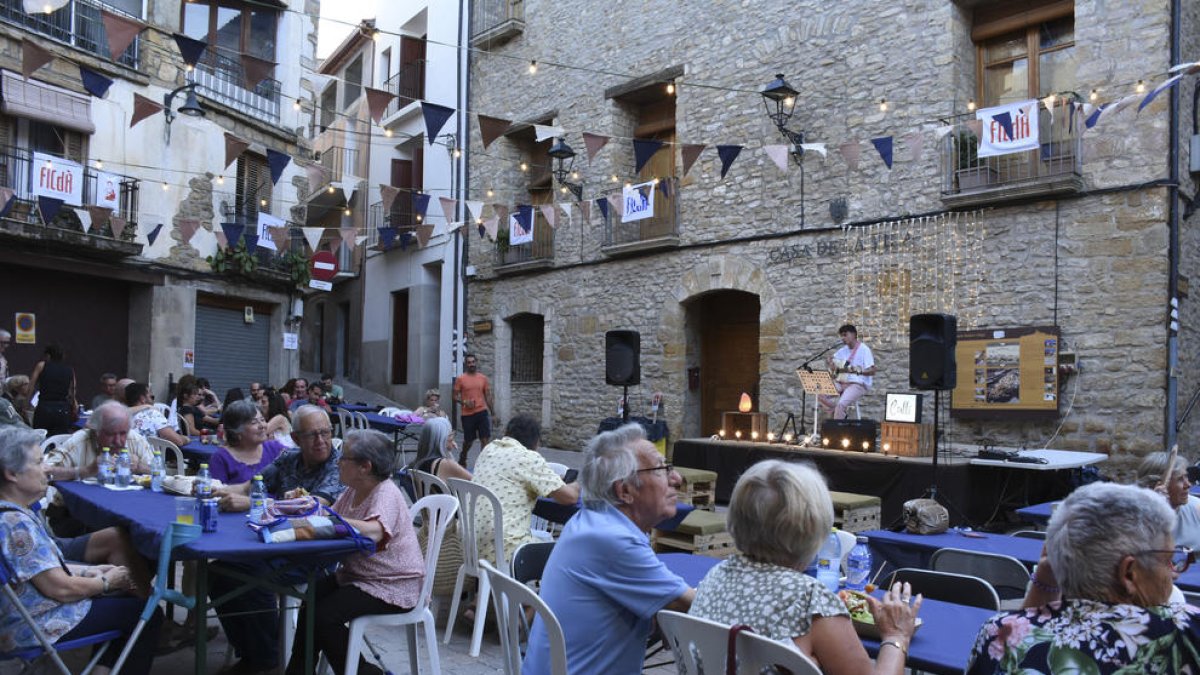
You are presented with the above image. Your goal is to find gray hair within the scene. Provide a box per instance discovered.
[1135,451,1188,489]
[580,423,646,507]
[0,329,10,340]
[343,429,394,479]
[727,460,833,569]
[1046,481,1176,600]
[87,401,129,433]
[0,427,43,487]
[414,417,453,466]
[292,404,327,431]
[222,400,259,445]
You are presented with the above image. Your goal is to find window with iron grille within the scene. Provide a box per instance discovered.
[510,313,544,383]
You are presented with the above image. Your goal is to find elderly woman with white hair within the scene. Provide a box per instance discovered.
[967,482,1200,673]
[1136,451,1200,551]
[689,460,921,675]
[410,417,471,482]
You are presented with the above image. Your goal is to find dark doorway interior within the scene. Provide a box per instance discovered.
[697,290,760,436]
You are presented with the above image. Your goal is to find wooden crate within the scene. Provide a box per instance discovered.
[829,491,882,532]
[675,466,717,511]
[881,421,933,457]
[721,411,769,440]
[653,510,735,558]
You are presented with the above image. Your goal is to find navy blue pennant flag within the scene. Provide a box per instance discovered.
[659,180,671,199]
[871,136,894,169]
[420,103,455,143]
[515,204,533,231]
[172,33,207,66]
[596,197,609,220]
[244,233,259,250]
[266,149,291,185]
[412,193,431,217]
[146,223,164,246]
[400,231,414,250]
[37,196,63,223]
[377,226,397,250]
[632,139,664,174]
[221,223,245,248]
[716,145,743,179]
[1085,104,1109,129]
[79,66,113,98]
[478,223,486,238]
[993,112,1015,142]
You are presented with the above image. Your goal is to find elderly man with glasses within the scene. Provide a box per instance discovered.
[522,423,693,675]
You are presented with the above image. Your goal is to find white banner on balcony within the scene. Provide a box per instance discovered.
[509,212,533,246]
[975,100,1039,158]
[257,211,285,251]
[621,180,656,223]
[32,152,83,206]
[94,172,120,210]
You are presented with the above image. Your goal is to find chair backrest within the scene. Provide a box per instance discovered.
[545,462,569,478]
[447,477,507,571]
[930,547,1031,600]
[412,469,451,500]
[353,411,372,431]
[179,412,198,437]
[335,408,354,439]
[657,609,732,675]
[146,436,187,476]
[480,560,568,675]
[40,433,72,456]
[734,629,822,675]
[1012,530,1047,540]
[889,567,1000,610]
[411,494,460,611]
[510,541,555,585]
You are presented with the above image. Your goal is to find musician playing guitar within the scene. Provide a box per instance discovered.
[820,324,876,420]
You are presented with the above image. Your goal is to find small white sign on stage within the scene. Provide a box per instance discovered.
[621,180,655,223]
[32,152,84,205]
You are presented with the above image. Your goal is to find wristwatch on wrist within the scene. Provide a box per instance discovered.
[100,576,110,594]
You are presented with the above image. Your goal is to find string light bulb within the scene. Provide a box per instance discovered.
[94,160,103,169]
[259,198,267,207]
[416,214,422,222]
[967,98,976,112]
[161,181,169,191]
[571,170,579,180]
[528,60,538,75]
[1135,80,1146,94]
[327,185,336,194]
[1090,88,1099,101]
[486,188,494,198]
[216,176,224,185]
[610,174,619,183]
[666,81,675,95]
[879,98,888,112]
[343,207,352,216]
[453,148,462,158]
[519,161,528,172]
[1044,92,1056,107]
[293,99,301,111]
[384,129,393,137]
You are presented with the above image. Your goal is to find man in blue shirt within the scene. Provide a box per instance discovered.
[523,423,694,674]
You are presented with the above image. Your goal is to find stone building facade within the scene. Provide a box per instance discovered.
[465,0,1200,476]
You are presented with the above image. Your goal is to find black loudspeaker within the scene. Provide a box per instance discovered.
[910,313,958,390]
[605,330,641,386]
[820,419,878,452]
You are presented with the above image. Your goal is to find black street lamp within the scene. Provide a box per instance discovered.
[761,73,807,227]
[163,82,205,143]
[548,137,583,201]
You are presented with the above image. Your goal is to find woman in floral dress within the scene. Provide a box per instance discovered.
[968,481,1200,673]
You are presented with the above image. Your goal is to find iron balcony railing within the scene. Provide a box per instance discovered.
[498,208,553,265]
[217,204,309,273]
[365,199,418,250]
[599,176,681,247]
[940,98,1083,200]
[0,144,139,242]
[193,48,282,124]
[0,0,139,68]
[471,0,523,41]
[382,60,425,119]
[317,145,359,185]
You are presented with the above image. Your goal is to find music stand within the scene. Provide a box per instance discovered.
[796,369,839,445]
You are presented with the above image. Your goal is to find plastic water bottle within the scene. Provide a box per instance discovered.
[98,448,114,485]
[196,463,212,499]
[249,474,266,522]
[150,451,165,493]
[816,528,842,593]
[115,450,132,487]
[846,536,872,592]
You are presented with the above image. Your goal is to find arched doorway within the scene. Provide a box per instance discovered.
[686,290,761,436]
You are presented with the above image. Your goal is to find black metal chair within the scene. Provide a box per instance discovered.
[1012,530,1047,540]
[888,567,1000,611]
[930,547,1032,603]
[510,541,555,586]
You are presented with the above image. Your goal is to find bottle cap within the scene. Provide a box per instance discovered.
[254,474,263,480]
[200,463,209,469]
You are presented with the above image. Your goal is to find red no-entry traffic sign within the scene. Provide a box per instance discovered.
[310,251,338,281]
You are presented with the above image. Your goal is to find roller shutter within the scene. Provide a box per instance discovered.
[194,304,270,400]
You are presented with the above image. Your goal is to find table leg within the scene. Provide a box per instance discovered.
[303,569,317,675]
[195,559,209,675]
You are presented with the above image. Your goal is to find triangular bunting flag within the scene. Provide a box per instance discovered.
[632,139,665,174]
[799,143,828,158]
[377,226,397,250]
[478,115,511,149]
[658,179,671,200]
[328,238,341,255]
[74,207,92,233]
[871,136,894,169]
[596,197,609,220]
[21,41,53,79]
[0,188,14,218]
[302,73,332,91]
[965,119,983,138]
[1086,104,1109,129]
[534,124,563,143]
[364,87,396,124]
[79,66,113,98]
[839,142,861,170]
[301,227,324,251]
[145,223,163,246]
[99,10,144,61]
[221,223,245,248]
[379,184,400,213]
[85,206,112,229]
[607,193,623,217]
[37,196,63,223]
[716,145,742,179]
[993,112,1015,144]
[340,174,361,203]
[416,224,433,248]
[270,225,291,252]
[477,224,486,239]
[215,231,228,251]
[240,54,275,90]
[557,202,573,228]
[355,235,366,247]
[1139,74,1184,113]
[579,200,590,223]
[483,217,498,240]
[340,227,357,252]
[904,132,924,162]
[439,196,457,223]
[224,133,250,169]
[244,234,259,251]
[399,232,413,250]
[130,93,162,128]
[540,204,557,228]
[582,133,609,161]
[177,218,199,244]
[23,0,67,13]
[266,149,291,185]
[305,164,329,193]
[464,200,484,222]
[681,144,705,177]
[492,203,509,224]
[420,102,455,143]
[172,33,207,67]
[764,144,790,172]
[109,216,126,239]
[933,124,955,140]
[412,193,431,217]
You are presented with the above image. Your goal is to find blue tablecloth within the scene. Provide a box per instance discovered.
[333,403,380,413]
[864,529,1044,571]
[658,552,718,586]
[180,437,217,463]
[1015,501,1056,525]
[360,412,410,434]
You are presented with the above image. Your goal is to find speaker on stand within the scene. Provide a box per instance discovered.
[909,314,957,509]
[606,330,640,423]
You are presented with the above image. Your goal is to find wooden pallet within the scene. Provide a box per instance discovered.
[652,529,736,558]
[829,490,882,532]
[675,466,717,511]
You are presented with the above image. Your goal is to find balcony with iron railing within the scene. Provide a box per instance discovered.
[496,208,553,273]
[0,145,141,255]
[381,61,425,120]
[319,146,359,184]
[193,48,282,124]
[470,0,524,48]
[365,199,419,250]
[939,99,1083,208]
[599,176,680,256]
[0,0,139,69]
[213,207,313,279]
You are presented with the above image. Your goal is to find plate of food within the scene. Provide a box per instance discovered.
[838,589,922,640]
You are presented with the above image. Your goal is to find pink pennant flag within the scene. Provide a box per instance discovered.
[22,41,53,79]
[582,133,609,161]
[579,200,591,223]
[965,119,983,138]
[215,231,228,251]
[483,216,499,240]
[416,224,433,248]
[364,87,396,124]
[224,133,250,169]
[340,227,357,252]
[905,132,924,162]
[329,238,342,256]
[439,197,457,223]
[270,225,290,252]
[177,218,199,244]
[109,216,126,239]
[99,9,144,61]
[607,193,623,217]
[379,184,400,213]
[838,142,861,170]
[0,187,13,213]
[493,203,509,224]
[85,206,112,229]
[681,144,705,177]
[764,144,790,172]
[305,164,329,193]
[540,204,557,228]
[130,93,163,128]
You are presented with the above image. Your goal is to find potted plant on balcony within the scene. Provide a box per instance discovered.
[954,130,997,190]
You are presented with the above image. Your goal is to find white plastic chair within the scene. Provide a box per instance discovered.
[657,609,731,675]
[146,436,187,476]
[480,560,568,675]
[443,477,506,657]
[545,462,568,478]
[342,494,459,675]
[735,629,822,674]
[335,408,354,439]
[40,433,72,454]
[411,469,451,500]
[352,411,372,431]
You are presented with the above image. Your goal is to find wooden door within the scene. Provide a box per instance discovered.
[698,291,760,436]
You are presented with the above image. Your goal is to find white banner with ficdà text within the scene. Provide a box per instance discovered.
[32,152,83,205]
[621,180,656,223]
[975,100,1040,158]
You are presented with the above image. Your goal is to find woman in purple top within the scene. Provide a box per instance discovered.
[209,400,286,485]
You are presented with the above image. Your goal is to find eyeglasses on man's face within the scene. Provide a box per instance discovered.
[635,463,674,476]
[295,428,333,441]
[1136,546,1197,573]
